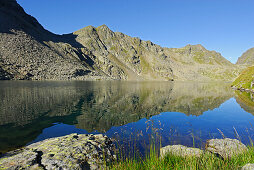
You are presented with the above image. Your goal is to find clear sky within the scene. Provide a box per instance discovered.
[17,0,254,63]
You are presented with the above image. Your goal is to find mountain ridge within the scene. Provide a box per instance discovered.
[0,0,243,81]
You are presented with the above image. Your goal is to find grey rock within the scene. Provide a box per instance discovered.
[242,163,254,170]
[205,138,248,159]
[0,134,116,170]
[160,145,204,158]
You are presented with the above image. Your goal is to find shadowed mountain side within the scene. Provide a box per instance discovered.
[75,82,234,132]
[0,0,106,80]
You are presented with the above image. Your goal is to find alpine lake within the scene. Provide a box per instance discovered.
[1,81,254,157]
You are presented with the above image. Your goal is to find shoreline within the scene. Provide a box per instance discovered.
[1,133,254,169]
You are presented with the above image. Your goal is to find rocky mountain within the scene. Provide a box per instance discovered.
[236,47,254,65]
[0,0,242,81]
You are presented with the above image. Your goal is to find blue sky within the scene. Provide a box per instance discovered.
[17,0,254,63]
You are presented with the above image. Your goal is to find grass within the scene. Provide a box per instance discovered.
[109,119,254,170]
[109,145,254,170]
[232,66,254,89]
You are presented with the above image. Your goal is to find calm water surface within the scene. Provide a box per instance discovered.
[1,81,254,156]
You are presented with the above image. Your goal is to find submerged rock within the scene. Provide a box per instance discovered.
[0,133,116,170]
[205,138,247,159]
[160,145,204,158]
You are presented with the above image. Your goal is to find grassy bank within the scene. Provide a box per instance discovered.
[110,146,254,169]
[232,65,254,89]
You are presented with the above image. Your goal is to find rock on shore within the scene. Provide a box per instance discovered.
[0,134,116,170]
[160,138,248,159]
[205,138,248,159]
[160,145,204,158]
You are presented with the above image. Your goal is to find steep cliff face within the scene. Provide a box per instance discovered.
[236,47,254,66]
[0,0,240,81]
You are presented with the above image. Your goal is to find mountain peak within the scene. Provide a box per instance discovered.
[74,25,96,35]
[96,24,114,34]
[185,44,206,51]
[97,24,110,30]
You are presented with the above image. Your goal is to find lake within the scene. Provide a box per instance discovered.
[1,81,254,157]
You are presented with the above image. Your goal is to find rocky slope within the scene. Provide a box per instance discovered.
[232,47,254,91]
[0,0,104,80]
[232,66,254,90]
[0,0,242,81]
[236,47,254,65]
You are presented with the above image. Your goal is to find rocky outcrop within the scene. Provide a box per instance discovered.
[160,145,204,158]
[242,163,254,170]
[237,47,254,66]
[0,0,242,81]
[0,134,116,170]
[205,138,247,159]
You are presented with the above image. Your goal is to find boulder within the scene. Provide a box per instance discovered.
[0,133,116,170]
[160,145,204,158]
[242,163,254,170]
[205,138,247,159]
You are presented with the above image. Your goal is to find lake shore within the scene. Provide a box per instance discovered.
[1,133,254,169]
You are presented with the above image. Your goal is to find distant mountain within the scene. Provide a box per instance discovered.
[236,47,254,65]
[0,0,242,81]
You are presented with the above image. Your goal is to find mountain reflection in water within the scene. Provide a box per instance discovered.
[0,81,254,155]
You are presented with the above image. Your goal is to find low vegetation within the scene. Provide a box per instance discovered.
[110,146,254,170]
[232,66,254,89]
